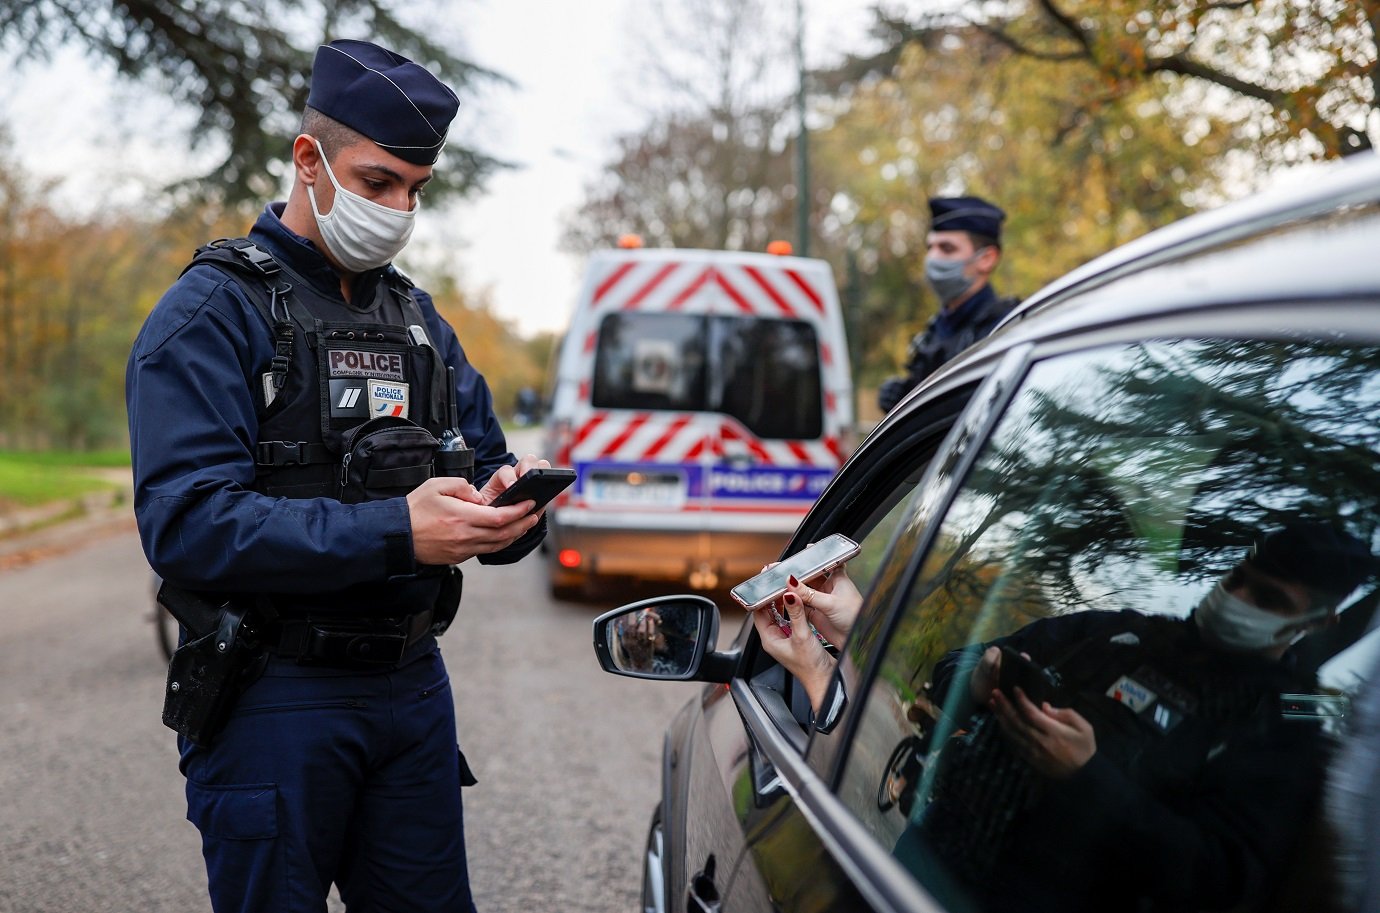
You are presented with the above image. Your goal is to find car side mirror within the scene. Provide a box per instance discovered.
[592,595,735,683]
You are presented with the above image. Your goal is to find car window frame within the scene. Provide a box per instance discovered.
[736,384,982,751]
[824,299,1380,779]
[805,303,1380,901]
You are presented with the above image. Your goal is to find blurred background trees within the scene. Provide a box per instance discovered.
[0,0,1373,448]
[0,1,544,449]
[561,0,1376,397]
[4,0,505,203]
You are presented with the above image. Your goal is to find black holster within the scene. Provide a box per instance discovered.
[159,583,268,747]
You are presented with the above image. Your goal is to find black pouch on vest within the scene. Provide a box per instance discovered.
[340,415,439,504]
[434,446,475,482]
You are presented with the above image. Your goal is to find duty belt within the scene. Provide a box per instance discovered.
[266,610,435,668]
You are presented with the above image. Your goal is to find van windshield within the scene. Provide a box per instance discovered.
[591,312,823,440]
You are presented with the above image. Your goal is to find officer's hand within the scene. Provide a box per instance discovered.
[989,686,1096,779]
[479,453,552,511]
[406,476,541,565]
[878,377,910,412]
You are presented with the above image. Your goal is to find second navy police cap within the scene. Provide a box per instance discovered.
[929,195,1006,240]
[306,39,460,166]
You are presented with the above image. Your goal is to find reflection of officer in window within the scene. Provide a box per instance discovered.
[911,522,1375,913]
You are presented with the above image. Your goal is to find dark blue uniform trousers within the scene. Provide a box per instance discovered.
[179,640,477,913]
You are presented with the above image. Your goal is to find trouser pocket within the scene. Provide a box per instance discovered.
[186,781,281,913]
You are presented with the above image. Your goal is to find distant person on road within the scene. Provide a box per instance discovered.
[126,39,550,913]
[877,195,1019,413]
[514,386,540,426]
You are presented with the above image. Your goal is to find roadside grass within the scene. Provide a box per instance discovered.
[0,450,131,508]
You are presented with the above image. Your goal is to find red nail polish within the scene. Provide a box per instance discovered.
[784,593,797,605]
[788,575,798,586]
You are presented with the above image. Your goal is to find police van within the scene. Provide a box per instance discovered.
[542,242,854,599]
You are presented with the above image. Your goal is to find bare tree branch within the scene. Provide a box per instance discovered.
[1037,0,1093,57]
[966,18,1083,63]
[1146,53,1287,107]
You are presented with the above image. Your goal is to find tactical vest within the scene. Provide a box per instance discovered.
[183,238,474,620]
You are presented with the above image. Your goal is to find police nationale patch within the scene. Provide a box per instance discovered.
[368,380,410,418]
[1106,675,1157,713]
[327,348,405,381]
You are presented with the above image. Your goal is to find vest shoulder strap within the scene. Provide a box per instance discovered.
[184,237,297,429]
[183,237,290,323]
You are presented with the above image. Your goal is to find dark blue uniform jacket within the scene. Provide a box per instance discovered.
[127,203,539,594]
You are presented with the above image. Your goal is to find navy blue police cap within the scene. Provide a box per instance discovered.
[306,39,459,166]
[928,196,1006,241]
[1247,521,1375,601]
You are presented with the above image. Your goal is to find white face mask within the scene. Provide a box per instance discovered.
[1193,580,1325,652]
[307,139,417,273]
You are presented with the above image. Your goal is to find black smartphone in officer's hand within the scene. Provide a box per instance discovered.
[997,645,1063,706]
[488,467,576,515]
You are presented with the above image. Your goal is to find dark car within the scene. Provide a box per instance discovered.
[593,153,1380,913]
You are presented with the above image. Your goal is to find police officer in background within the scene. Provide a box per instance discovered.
[127,39,547,912]
[877,195,1019,413]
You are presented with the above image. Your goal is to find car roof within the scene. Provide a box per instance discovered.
[1005,151,1380,326]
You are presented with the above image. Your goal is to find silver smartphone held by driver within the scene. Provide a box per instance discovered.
[730,533,861,611]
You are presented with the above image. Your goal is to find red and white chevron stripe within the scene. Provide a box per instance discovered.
[567,413,844,468]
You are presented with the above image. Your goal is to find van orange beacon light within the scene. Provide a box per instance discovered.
[617,233,644,249]
[766,240,793,256]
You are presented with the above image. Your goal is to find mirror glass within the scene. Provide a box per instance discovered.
[605,601,704,676]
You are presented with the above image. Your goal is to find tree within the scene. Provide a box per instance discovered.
[418,275,553,423]
[810,27,1231,387]
[562,111,798,252]
[853,1,1377,160]
[2,0,506,203]
[561,0,800,253]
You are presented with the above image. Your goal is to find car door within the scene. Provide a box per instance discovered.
[689,351,1031,912]
[815,316,1380,913]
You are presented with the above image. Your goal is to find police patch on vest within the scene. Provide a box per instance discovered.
[328,348,405,381]
[1106,675,1157,713]
[329,378,370,419]
[368,380,410,418]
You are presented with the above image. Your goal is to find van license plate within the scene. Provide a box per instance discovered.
[587,470,685,506]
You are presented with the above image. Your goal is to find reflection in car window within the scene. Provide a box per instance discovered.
[591,312,822,439]
[835,339,1380,913]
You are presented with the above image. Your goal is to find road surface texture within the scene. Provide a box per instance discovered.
[0,439,729,911]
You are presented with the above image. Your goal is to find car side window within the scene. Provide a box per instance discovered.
[748,390,977,745]
[833,338,1380,913]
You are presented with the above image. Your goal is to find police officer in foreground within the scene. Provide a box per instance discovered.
[877,195,1019,413]
[127,39,547,912]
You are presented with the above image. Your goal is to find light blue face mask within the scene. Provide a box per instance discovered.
[924,251,984,304]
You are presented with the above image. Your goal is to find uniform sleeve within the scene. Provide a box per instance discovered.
[1041,724,1323,910]
[126,268,415,592]
[417,289,545,565]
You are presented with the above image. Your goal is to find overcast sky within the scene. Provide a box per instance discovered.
[3,0,900,337]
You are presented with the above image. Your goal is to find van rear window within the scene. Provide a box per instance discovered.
[591,312,823,440]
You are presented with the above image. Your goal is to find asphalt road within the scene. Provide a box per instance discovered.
[0,441,729,912]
